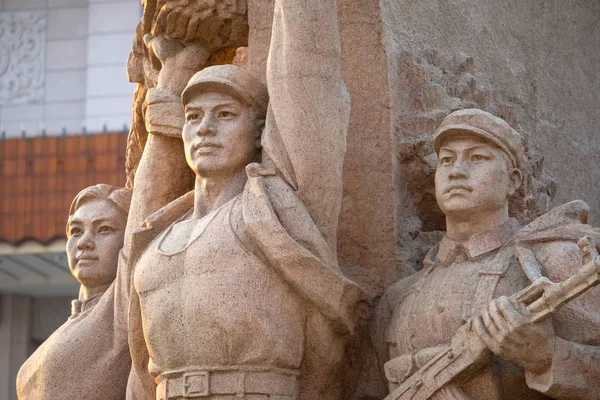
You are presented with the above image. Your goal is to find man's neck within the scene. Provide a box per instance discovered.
[445,208,510,242]
[193,169,247,218]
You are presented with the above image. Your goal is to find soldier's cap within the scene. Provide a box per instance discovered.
[433,109,524,168]
[182,64,269,119]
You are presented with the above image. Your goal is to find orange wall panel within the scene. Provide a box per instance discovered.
[0,133,128,244]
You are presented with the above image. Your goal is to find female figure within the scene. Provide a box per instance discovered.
[17,184,132,400]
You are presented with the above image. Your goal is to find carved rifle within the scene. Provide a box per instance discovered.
[384,236,600,400]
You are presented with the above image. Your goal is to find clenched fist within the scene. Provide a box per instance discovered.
[474,296,555,374]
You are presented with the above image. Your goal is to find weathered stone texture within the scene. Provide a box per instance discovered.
[248,0,396,295]
[381,0,600,277]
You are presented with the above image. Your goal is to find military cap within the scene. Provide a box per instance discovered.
[182,64,269,119]
[433,109,524,168]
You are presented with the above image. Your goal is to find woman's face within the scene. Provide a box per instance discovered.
[66,199,126,290]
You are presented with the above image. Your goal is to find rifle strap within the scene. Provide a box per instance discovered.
[462,248,514,320]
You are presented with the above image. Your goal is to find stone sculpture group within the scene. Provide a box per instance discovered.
[15,0,600,399]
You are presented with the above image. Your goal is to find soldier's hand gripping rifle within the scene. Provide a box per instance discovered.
[384,236,600,400]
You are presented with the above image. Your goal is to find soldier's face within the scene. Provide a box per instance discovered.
[66,199,125,290]
[182,91,259,179]
[435,135,521,218]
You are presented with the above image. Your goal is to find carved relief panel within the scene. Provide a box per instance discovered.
[0,11,46,105]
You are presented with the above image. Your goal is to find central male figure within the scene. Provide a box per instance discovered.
[125,0,364,399]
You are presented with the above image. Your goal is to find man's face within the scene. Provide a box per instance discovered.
[67,199,125,289]
[435,135,521,218]
[182,90,259,178]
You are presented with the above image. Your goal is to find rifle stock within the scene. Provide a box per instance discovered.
[384,319,490,400]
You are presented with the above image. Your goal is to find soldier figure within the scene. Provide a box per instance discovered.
[124,0,365,398]
[378,109,600,399]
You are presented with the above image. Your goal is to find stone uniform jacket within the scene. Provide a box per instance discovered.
[123,163,366,399]
[16,283,131,400]
[377,200,600,400]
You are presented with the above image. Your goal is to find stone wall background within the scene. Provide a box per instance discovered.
[382,0,600,283]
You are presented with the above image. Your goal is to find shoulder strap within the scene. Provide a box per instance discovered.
[463,248,514,320]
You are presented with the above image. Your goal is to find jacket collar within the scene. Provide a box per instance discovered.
[436,218,521,266]
[128,191,195,269]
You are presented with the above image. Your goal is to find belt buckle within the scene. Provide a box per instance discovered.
[183,371,210,397]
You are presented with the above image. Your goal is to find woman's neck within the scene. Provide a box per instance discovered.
[79,283,109,302]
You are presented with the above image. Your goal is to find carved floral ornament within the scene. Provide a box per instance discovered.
[0,11,46,105]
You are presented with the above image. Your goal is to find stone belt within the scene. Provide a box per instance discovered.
[156,366,299,399]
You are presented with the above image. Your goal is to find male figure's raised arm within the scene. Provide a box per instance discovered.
[262,0,350,252]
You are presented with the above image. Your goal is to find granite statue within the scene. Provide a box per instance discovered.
[123,0,248,243]
[123,0,366,398]
[16,184,132,400]
[376,109,600,400]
